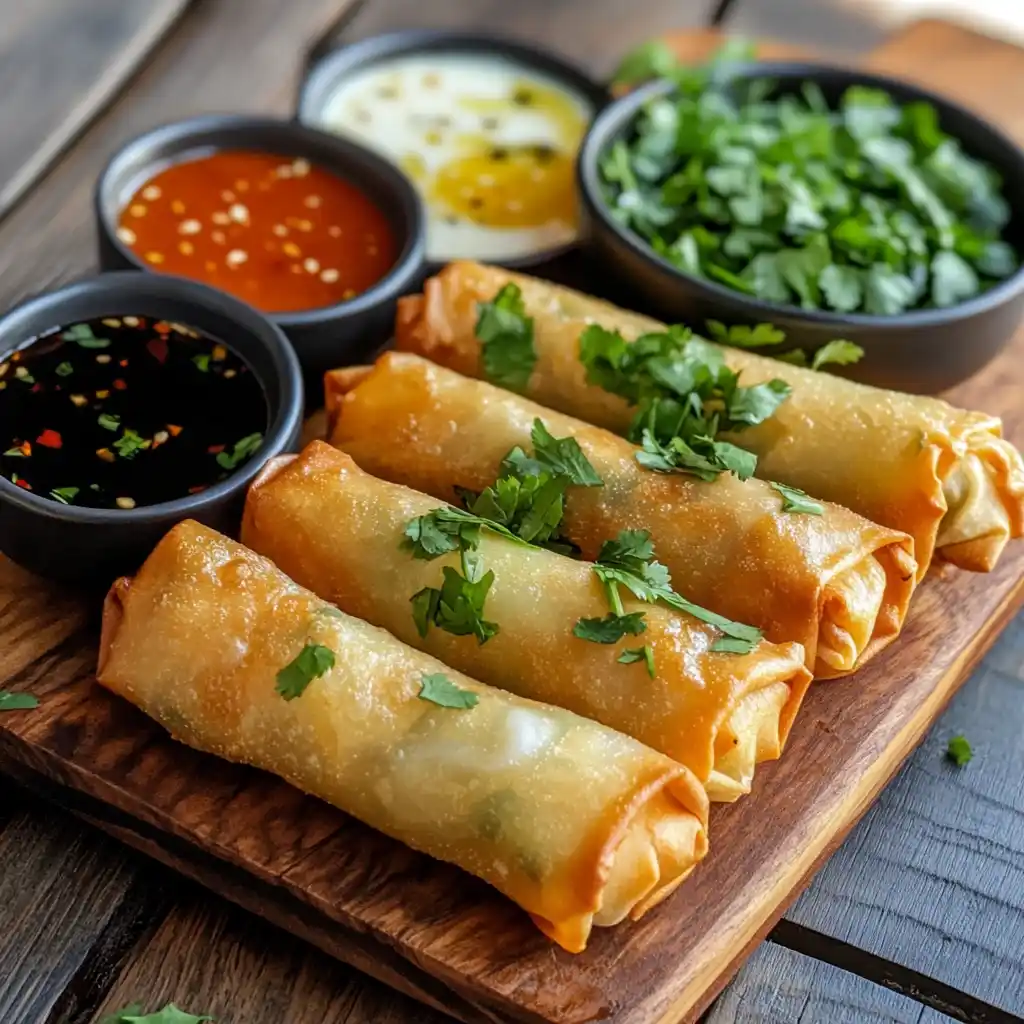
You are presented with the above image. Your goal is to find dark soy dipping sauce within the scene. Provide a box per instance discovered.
[0,315,268,510]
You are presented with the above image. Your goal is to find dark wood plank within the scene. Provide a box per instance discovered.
[0,0,359,310]
[721,0,890,55]
[782,649,1024,1018]
[90,896,453,1024]
[0,799,167,1024]
[705,943,956,1024]
[0,0,192,220]
[324,0,714,76]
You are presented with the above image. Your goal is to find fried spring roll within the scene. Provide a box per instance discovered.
[98,521,709,953]
[395,261,1024,577]
[242,441,812,801]
[325,353,916,680]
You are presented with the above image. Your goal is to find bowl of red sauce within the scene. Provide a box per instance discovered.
[95,115,426,385]
[0,271,302,586]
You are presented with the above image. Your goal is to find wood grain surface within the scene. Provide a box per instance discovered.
[705,944,956,1024]
[322,0,713,76]
[0,7,1022,1024]
[0,0,192,221]
[90,898,452,1024]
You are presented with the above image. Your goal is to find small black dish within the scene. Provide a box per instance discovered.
[0,272,303,587]
[95,115,427,386]
[578,64,1024,393]
[297,30,609,272]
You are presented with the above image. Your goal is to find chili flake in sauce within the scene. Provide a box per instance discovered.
[117,151,398,313]
[0,316,267,509]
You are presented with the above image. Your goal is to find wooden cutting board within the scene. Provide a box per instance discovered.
[2,18,1024,1024]
[0,0,192,222]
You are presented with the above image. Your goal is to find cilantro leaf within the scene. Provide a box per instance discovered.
[573,612,647,643]
[216,432,262,471]
[275,643,335,700]
[946,734,973,767]
[0,690,39,711]
[596,60,1015,316]
[636,429,756,482]
[610,39,680,89]
[770,481,824,515]
[411,552,500,646]
[705,321,786,348]
[530,419,603,486]
[62,323,111,349]
[418,672,479,709]
[618,645,656,677]
[476,284,535,392]
[810,339,864,370]
[113,429,150,460]
[102,1003,214,1023]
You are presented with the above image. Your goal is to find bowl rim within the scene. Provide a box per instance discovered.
[577,61,1024,328]
[94,113,427,327]
[0,270,303,526]
[296,28,610,271]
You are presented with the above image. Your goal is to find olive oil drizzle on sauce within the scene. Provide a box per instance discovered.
[0,316,268,510]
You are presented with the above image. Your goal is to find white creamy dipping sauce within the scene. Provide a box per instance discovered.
[312,51,594,261]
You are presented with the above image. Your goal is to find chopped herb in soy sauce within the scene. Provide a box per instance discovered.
[0,316,268,510]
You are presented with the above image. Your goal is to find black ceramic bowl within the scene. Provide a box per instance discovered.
[578,63,1024,393]
[0,272,303,586]
[95,115,427,386]
[297,30,608,271]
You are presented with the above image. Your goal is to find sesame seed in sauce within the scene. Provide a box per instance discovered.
[142,186,162,201]
[303,257,320,274]
[212,211,230,225]
[212,230,227,245]
[223,368,237,378]
[145,252,165,264]
[226,249,248,268]
[272,224,288,237]
[328,226,342,238]
[290,264,303,274]
[116,226,137,245]
[320,268,340,283]
[171,199,186,215]
[229,203,249,224]
[304,195,322,209]
[342,288,356,300]
[297,220,312,232]
[123,317,140,327]
[221,190,236,203]
[179,219,202,235]
[283,242,301,258]
[102,319,122,328]
[153,430,169,445]
[129,204,147,218]
[70,394,87,407]
[276,165,293,179]
[179,241,194,255]
[96,355,112,365]
[14,367,28,379]
[292,159,311,177]
[116,497,137,510]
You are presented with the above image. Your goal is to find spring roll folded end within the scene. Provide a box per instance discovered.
[936,436,1024,571]
[323,366,373,436]
[97,576,130,680]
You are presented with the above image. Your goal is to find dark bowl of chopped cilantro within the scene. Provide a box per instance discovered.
[578,62,1024,392]
[0,272,303,587]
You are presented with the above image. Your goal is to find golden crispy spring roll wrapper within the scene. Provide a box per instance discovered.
[98,521,708,952]
[242,442,812,801]
[396,261,1024,577]
[325,354,916,681]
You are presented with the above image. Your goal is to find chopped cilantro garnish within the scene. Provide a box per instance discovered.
[410,550,499,645]
[62,323,111,349]
[3,445,26,457]
[946,735,973,767]
[49,486,79,504]
[770,481,824,516]
[98,413,120,432]
[0,690,39,712]
[216,432,262,470]
[529,419,604,486]
[113,428,150,459]
[100,1005,214,1024]
[418,671,479,709]
[618,644,656,677]
[275,643,335,700]
[55,361,74,377]
[192,353,211,372]
[476,283,535,392]
[599,51,1016,315]
[572,612,647,644]
[579,321,789,479]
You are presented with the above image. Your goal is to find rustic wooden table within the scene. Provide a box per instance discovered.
[1,1,1022,1022]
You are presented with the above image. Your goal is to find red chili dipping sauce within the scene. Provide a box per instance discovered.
[117,151,398,313]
